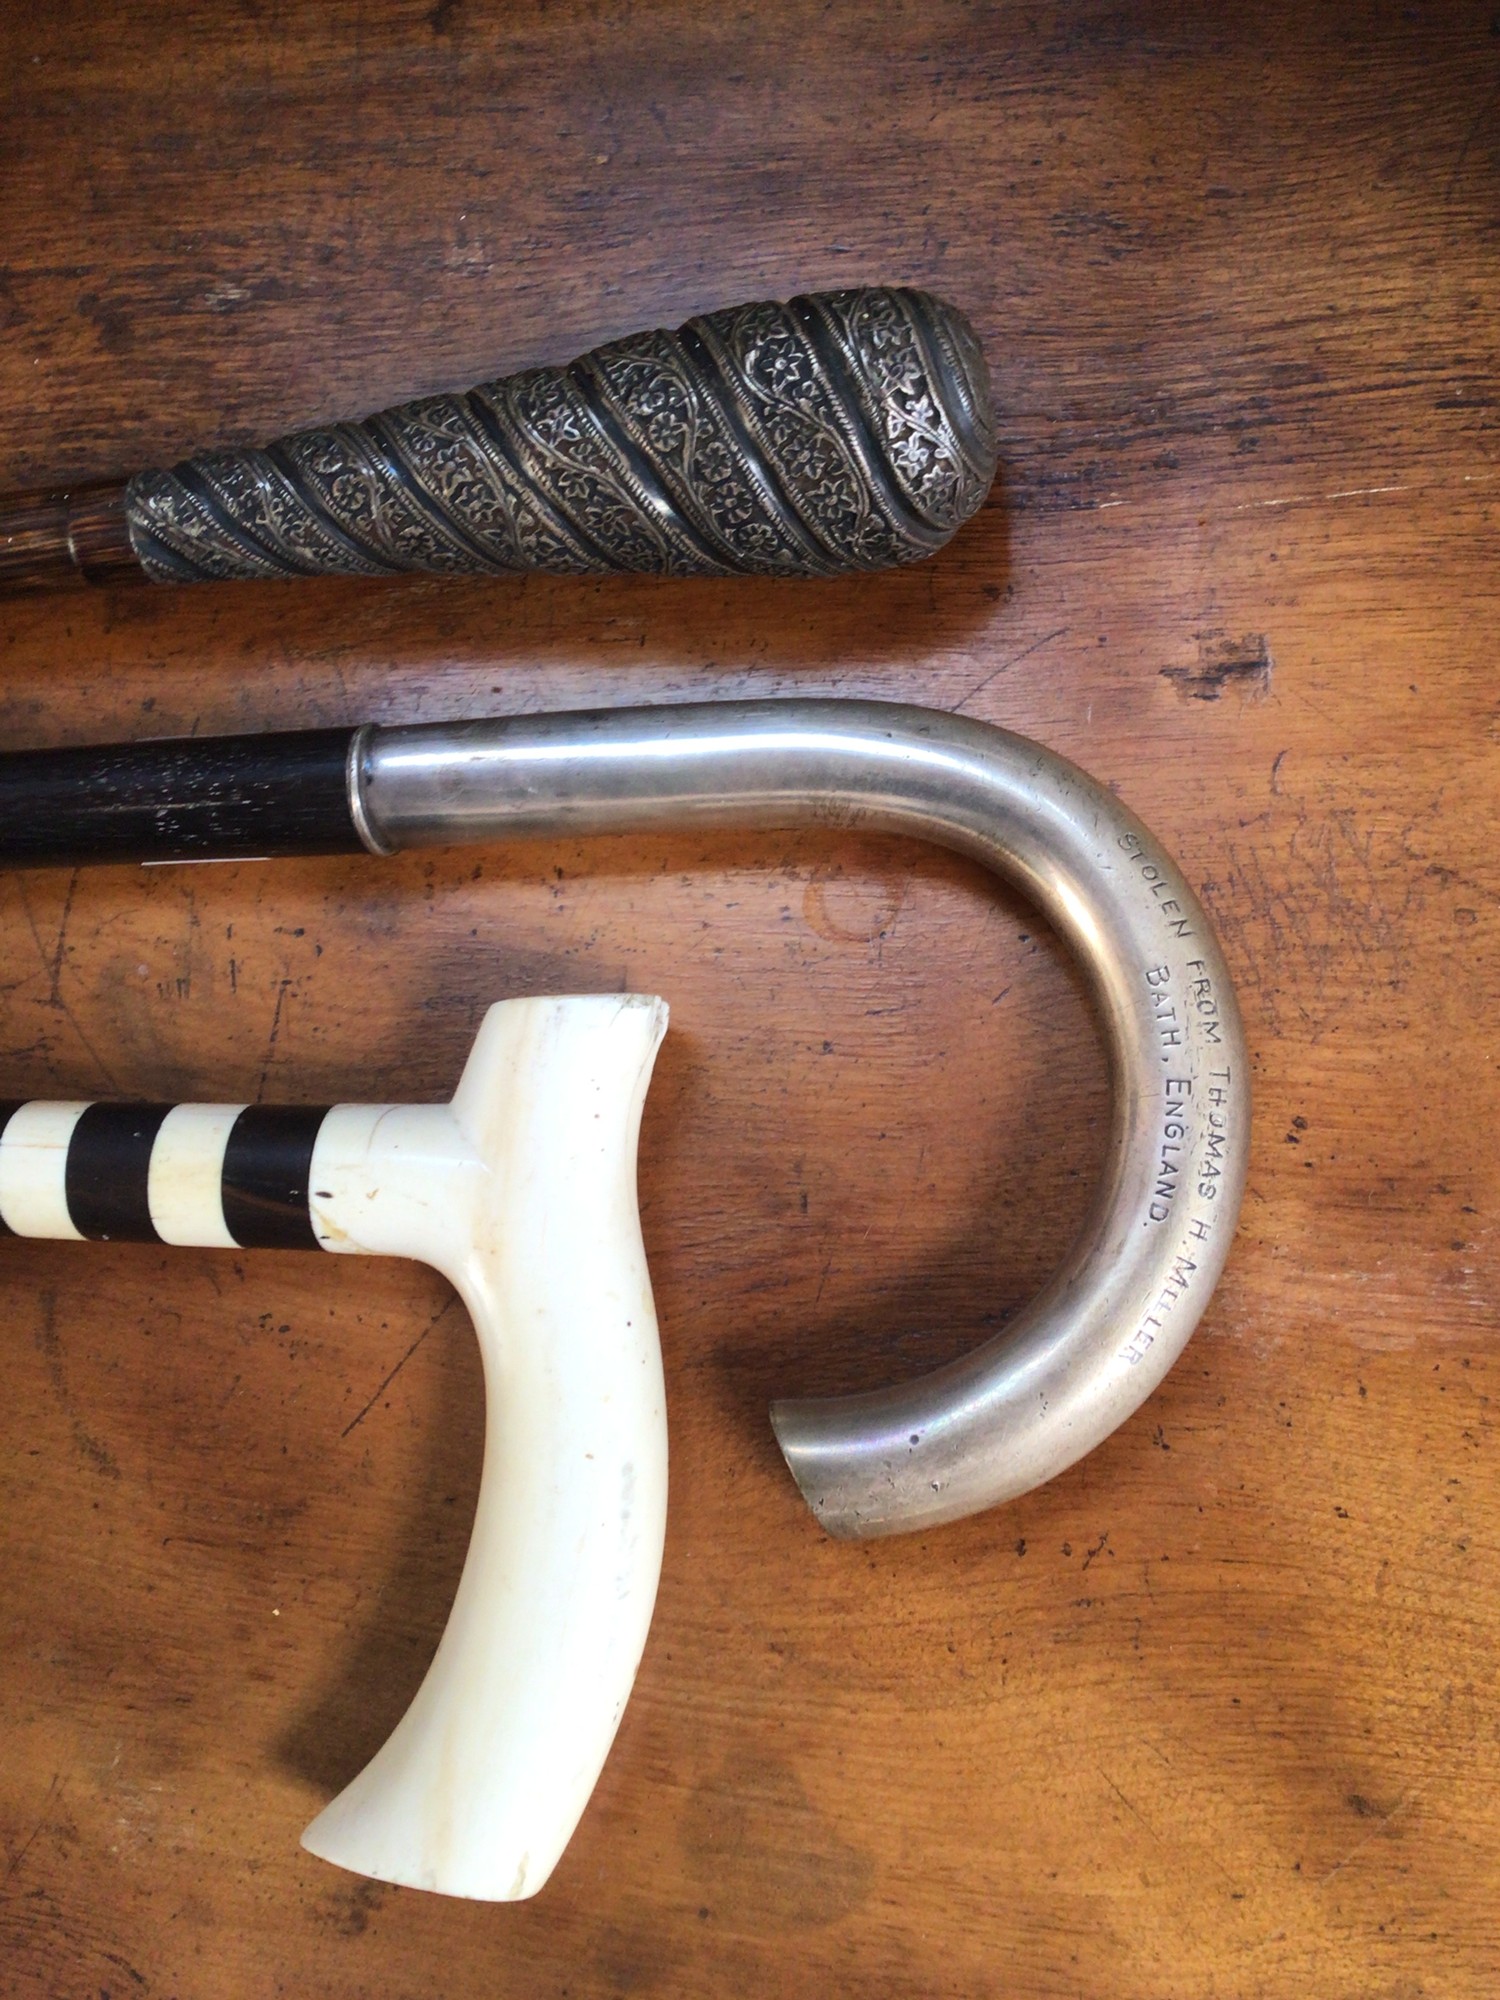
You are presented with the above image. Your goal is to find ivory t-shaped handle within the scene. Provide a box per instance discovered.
[0,993,669,1901]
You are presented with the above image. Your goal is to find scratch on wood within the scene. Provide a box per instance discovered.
[1231,483,1411,511]
[35,1291,121,1479]
[1447,72,1500,198]
[14,879,119,1091]
[1317,1782,1429,1885]
[956,627,1069,712]
[257,976,293,1100]
[3,1772,60,1884]
[98,1946,150,1989]
[1098,1768,1163,1845]
[812,1246,836,1309]
[48,870,77,1005]
[341,1294,460,1439]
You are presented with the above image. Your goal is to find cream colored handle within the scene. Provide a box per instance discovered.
[298,994,669,1900]
[0,994,669,1902]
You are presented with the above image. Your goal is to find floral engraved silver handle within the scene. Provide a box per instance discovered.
[124,288,997,582]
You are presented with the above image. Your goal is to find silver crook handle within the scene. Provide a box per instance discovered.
[358,699,1250,1538]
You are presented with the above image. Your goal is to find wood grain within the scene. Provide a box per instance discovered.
[1,2,1497,1994]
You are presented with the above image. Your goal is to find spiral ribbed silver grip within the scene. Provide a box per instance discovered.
[122,288,996,582]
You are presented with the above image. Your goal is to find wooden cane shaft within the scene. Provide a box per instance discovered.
[0,483,142,591]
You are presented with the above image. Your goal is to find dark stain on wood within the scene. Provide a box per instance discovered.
[1162,633,1273,701]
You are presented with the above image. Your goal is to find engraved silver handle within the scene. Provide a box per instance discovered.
[123,288,996,584]
[356,699,1250,1536]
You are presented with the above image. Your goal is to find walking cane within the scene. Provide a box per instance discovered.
[0,289,995,591]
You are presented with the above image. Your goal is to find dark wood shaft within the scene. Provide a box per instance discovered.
[0,483,143,591]
[0,728,361,867]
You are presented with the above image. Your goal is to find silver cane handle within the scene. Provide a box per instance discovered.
[358,700,1251,1536]
[122,288,995,584]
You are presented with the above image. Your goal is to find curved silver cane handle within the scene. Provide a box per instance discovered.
[358,699,1251,1536]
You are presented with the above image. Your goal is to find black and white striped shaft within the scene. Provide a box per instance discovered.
[0,1098,334,1249]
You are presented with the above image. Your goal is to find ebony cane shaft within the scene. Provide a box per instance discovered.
[0,288,995,594]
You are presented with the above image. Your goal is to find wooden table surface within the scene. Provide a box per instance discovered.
[1,3,1497,1994]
